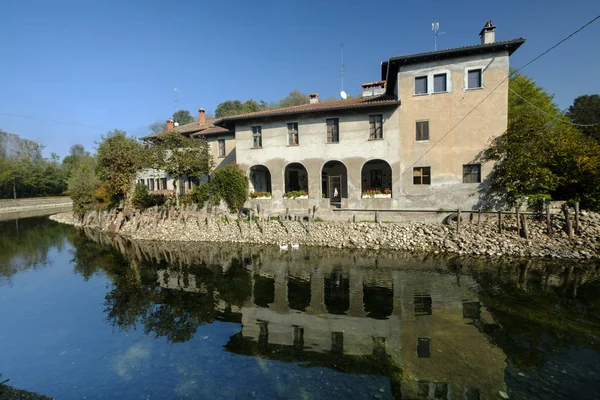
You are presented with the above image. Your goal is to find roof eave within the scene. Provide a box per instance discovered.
[214,99,399,126]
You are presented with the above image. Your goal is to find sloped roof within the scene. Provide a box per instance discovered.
[383,38,526,95]
[140,118,231,140]
[214,95,398,125]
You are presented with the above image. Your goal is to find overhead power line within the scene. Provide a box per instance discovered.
[509,88,600,127]
[0,111,146,138]
[402,14,600,175]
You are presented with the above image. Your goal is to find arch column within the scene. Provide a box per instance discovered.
[306,268,326,315]
[348,268,366,317]
[269,265,289,314]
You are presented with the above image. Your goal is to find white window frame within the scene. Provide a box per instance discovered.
[413,69,453,96]
[464,66,485,91]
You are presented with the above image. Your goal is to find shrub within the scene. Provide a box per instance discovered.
[132,183,167,210]
[211,164,249,212]
[191,183,214,209]
[67,156,101,216]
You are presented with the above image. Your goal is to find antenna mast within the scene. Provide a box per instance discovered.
[340,44,345,92]
[173,88,179,123]
[432,22,445,51]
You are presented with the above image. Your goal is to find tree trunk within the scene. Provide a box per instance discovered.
[173,177,180,207]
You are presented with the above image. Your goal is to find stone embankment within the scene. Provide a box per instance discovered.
[50,207,600,259]
[0,197,72,221]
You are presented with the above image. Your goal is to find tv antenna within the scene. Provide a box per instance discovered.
[432,22,446,51]
[173,88,179,124]
[340,44,347,99]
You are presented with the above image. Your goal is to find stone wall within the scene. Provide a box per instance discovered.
[0,197,72,221]
[50,207,600,259]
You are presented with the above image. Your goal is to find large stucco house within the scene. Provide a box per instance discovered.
[141,21,524,211]
[212,22,524,211]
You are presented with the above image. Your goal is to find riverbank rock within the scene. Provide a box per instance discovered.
[49,209,600,259]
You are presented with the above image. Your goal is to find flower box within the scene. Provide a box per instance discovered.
[362,189,392,198]
[283,190,309,199]
[249,191,272,199]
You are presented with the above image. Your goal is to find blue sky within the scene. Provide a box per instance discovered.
[0,0,599,157]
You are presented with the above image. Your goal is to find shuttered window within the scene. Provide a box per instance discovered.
[416,121,429,141]
[218,139,226,157]
[287,123,299,145]
[369,115,383,139]
[326,118,339,143]
[252,126,262,148]
[467,69,482,89]
[433,73,447,93]
[415,76,428,94]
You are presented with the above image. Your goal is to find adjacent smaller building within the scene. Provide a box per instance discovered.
[138,108,235,195]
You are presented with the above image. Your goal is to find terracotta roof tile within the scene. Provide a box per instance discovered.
[215,95,398,124]
[140,118,229,140]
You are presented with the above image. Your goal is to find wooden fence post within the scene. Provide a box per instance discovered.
[575,202,580,235]
[520,214,529,239]
[498,211,503,234]
[546,203,552,234]
[562,203,574,240]
[375,211,380,223]
[456,209,461,233]
[515,206,520,237]
[477,210,481,226]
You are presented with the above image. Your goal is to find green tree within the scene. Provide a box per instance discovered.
[209,164,249,213]
[566,94,600,143]
[96,130,147,208]
[67,155,100,215]
[149,132,214,204]
[277,90,310,108]
[62,144,90,179]
[148,121,167,134]
[480,73,600,210]
[214,100,264,118]
[172,110,195,125]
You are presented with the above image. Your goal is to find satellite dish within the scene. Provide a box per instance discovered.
[174,122,179,127]
[340,90,348,100]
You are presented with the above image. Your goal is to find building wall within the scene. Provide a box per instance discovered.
[396,51,510,209]
[236,52,510,211]
[236,106,401,210]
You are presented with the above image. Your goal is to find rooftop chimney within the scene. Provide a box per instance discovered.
[166,119,174,132]
[309,93,319,104]
[479,20,496,45]
[198,108,206,124]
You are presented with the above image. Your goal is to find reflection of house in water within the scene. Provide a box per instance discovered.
[157,261,507,399]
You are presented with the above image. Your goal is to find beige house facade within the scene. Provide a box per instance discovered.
[215,22,525,211]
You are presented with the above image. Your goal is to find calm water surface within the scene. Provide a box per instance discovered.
[1,217,599,400]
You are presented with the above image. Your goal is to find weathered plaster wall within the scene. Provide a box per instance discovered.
[396,52,510,209]
[236,106,400,210]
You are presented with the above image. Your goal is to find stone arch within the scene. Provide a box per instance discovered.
[321,160,348,200]
[283,162,309,194]
[248,165,272,193]
[361,159,393,196]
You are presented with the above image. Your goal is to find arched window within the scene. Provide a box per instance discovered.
[284,163,308,194]
[361,159,393,196]
[249,165,272,193]
[321,161,348,205]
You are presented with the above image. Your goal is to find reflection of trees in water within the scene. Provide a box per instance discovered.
[472,261,600,371]
[0,217,71,283]
[75,227,600,380]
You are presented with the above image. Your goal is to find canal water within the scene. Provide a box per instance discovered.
[1,218,599,400]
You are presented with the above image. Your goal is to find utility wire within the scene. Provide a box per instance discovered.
[401,14,600,175]
[509,87,600,127]
[0,111,147,137]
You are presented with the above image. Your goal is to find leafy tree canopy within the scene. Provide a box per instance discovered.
[566,94,600,143]
[96,129,147,205]
[214,90,311,118]
[172,110,195,125]
[479,73,600,210]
